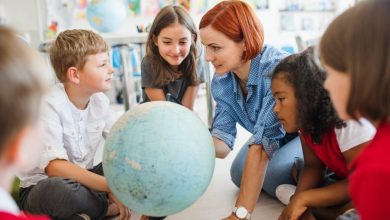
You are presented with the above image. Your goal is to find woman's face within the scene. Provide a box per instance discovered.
[323,64,351,120]
[271,74,299,133]
[200,25,246,75]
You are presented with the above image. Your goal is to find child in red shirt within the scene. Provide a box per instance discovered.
[271,47,375,220]
[0,27,49,219]
[320,1,390,219]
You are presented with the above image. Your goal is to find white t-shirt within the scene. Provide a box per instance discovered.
[335,118,376,152]
[0,188,19,215]
[19,83,118,188]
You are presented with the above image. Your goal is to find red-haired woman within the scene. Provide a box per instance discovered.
[200,1,302,219]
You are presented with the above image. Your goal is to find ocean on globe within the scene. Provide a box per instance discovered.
[86,0,127,33]
[103,101,215,216]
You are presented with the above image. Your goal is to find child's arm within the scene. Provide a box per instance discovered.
[45,159,110,192]
[278,135,324,220]
[342,141,368,165]
[181,86,199,110]
[144,88,166,101]
[294,135,324,194]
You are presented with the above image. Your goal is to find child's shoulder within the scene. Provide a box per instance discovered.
[44,83,68,105]
[90,92,110,106]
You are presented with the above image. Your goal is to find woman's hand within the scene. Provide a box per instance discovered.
[108,192,131,220]
[223,214,239,220]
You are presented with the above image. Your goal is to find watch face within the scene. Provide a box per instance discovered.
[236,206,248,218]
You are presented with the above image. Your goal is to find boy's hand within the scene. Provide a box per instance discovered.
[108,192,131,220]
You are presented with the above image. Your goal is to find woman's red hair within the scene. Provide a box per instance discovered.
[199,0,264,62]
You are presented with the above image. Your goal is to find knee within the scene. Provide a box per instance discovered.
[230,159,244,188]
[262,183,277,198]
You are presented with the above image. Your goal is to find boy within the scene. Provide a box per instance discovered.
[18,29,130,220]
[0,27,49,219]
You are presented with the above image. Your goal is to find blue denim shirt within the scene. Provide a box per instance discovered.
[211,45,288,157]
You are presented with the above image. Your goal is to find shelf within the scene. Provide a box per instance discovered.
[279,9,336,13]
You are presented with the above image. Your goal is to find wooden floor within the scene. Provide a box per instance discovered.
[104,95,285,220]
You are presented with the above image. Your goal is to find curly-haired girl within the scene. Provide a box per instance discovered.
[271,47,375,220]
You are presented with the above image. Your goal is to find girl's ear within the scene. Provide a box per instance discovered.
[66,67,80,84]
[153,35,158,47]
[192,33,196,42]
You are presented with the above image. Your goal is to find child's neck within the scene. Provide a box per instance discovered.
[64,83,91,110]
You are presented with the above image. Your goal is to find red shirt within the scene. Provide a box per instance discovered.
[349,122,390,220]
[0,212,49,220]
[302,129,348,178]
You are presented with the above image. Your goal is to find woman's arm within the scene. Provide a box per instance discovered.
[213,137,231,159]
[180,85,199,110]
[225,144,269,220]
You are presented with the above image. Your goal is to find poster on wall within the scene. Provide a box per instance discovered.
[254,0,269,10]
[141,0,161,16]
[178,0,191,11]
[45,0,76,39]
[74,0,87,19]
[160,0,175,7]
[128,0,141,15]
[191,0,207,14]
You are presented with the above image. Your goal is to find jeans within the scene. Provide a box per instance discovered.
[230,135,303,198]
[19,163,108,220]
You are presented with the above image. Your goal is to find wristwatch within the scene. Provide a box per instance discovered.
[232,206,251,219]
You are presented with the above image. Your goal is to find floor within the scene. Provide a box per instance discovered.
[99,94,285,220]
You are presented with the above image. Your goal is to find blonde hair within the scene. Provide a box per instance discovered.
[49,29,108,83]
[0,27,48,152]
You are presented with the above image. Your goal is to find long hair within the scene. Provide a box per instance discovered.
[145,5,200,86]
[320,1,390,122]
[273,47,345,143]
[0,27,48,152]
[199,0,264,62]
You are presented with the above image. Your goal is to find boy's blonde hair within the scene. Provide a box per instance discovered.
[49,29,109,83]
[0,27,47,153]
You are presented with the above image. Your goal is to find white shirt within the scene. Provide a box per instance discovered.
[335,118,376,152]
[0,187,19,215]
[19,84,117,188]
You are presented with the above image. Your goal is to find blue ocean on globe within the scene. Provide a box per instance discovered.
[86,0,127,33]
[103,101,215,216]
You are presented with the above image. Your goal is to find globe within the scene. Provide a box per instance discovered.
[86,0,127,33]
[103,101,215,216]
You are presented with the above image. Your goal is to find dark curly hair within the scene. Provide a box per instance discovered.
[272,47,345,143]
